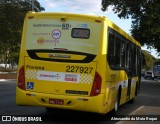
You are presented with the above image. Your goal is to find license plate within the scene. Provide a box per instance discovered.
[49,99,64,105]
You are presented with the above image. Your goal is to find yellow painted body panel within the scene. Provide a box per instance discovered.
[24,56,97,95]
[16,87,105,113]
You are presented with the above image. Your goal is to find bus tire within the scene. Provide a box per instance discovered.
[128,82,137,104]
[111,87,121,115]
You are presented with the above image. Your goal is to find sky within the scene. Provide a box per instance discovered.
[37,0,159,58]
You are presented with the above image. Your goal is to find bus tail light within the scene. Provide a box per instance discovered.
[90,72,102,96]
[18,66,26,90]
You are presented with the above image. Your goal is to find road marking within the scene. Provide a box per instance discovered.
[129,106,144,115]
[140,94,160,98]
[0,79,6,81]
[115,106,144,124]
[0,80,16,84]
[0,79,16,82]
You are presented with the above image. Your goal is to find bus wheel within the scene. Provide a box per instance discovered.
[114,100,119,114]
[128,83,137,104]
[112,88,121,115]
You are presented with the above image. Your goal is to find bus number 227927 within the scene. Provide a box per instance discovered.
[66,66,93,74]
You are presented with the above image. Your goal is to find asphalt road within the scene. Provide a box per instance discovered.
[0,78,160,124]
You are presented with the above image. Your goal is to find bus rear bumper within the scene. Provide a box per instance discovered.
[16,88,106,114]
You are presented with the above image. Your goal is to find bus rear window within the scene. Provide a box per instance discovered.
[71,28,90,39]
[26,19,101,55]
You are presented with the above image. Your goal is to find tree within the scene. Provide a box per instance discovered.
[101,0,160,53]
[142,50,156,70]
[0,0,45,67]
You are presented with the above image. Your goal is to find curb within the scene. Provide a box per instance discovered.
[0,79,16,82]
[0,72,17,74]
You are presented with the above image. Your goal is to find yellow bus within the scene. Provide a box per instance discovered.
[16,12,142,114]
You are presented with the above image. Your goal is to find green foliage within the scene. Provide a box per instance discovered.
[154,59,160,65]
[101,0,160,53]
[9,47,20,66]
[0,0,45,65]
[142,50,157,70]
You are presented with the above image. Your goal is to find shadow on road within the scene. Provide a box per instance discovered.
[38,109,119,124]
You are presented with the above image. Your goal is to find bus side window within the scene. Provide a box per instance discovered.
[131,45,137,76]
[108,32,115,69]
[137,48,142,76]
[115,37,121,68]
[121,40,127,69]
[126,43,130,70]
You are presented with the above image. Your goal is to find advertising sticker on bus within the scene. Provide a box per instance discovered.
[52,29,61,39]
